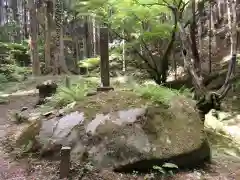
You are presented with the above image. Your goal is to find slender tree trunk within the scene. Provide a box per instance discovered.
[59,27,69,72]
[85,16,94,58]
[208,2,212,74]
[10,0,20,42]
[122,31,126,72]
[198,18,203,58]
[23,0,28,38]
[44,1,53,73]
[79,37,85,60]
[29,0,41,76]
[227,0,234,54]
[229,0,237,76]
[0,0,2,25]
[5,0,9,24]
[237,0,240,51]
[211,4,217,48]
[92,13,97,57]
[54,0,69,74]
[96,26,100,55]
[190,0,201,74]
[74,39,79,72]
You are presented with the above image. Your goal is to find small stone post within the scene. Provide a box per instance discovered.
[60,146,71,179]
[97,27,114,92]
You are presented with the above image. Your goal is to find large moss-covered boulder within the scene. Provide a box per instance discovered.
[10,91,210,172]
[76,96,210,171]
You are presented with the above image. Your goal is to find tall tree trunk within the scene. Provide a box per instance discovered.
[92,13,97,57]
[190,0,201,74]
[10,0,20,42]
[74,39,79,72]
[229,0,237,76]
[227,0,235,55]
[208,2,212,74]
[28,0,41,76]
[237,0,240,51]
[59,26,69,72]
[23,0,28,38]
[122,31,126,72]
[54,0,69,74]
[197,2,204,59]
[0,0,3,25]
[96,26,100,55]
[5,0,9,24]
[44,1,53,73]
[85,16,94,58]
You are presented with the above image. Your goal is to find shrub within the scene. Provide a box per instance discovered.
[0,64,31,82]
[134,84,179,105]
[49,79,98,108]
[78,57,100,69]
[0,74,8,84]
[0,42,30,66]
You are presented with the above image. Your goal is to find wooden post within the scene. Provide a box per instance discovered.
[97,27,114,92]
[60,146,71,179]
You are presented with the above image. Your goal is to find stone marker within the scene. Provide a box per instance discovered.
[60,146,71,179]
[97,27,114,92]
[36,80,57,106]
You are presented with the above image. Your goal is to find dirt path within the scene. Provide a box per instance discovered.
[0,94,55,180]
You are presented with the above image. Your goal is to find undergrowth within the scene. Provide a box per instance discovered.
[134,84,192,105]
[46,76,191,108]
[48,79,98,108]
[78,57,100,69]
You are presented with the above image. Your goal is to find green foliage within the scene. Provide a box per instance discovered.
[0,23,21,42]
[0,64,31,83]
[134,84,179,105]
[22,140,34,153]
[237,54,240,65]
[162,162,178,169]
[76,0,175,42]
[153,165,165,174]
[49,79,98,107]
[78,57,100,69]
[73,0,188,84]
[0,42,31,85]
[0,74,8,84]
[0,42,30,66]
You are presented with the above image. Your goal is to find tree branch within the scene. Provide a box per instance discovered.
[178,20,207,95]
[131,13,159,73]
[109,28,159,79]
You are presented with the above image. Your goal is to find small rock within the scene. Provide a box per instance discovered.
[85,91,97,96]
[11,111,29,124]
[42,111,54,117]
[21,107,28,112]
[233,96,237,100]
[57,102,77,116]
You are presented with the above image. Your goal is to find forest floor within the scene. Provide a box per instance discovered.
[0,52,239,179]
[0,79,239,180]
